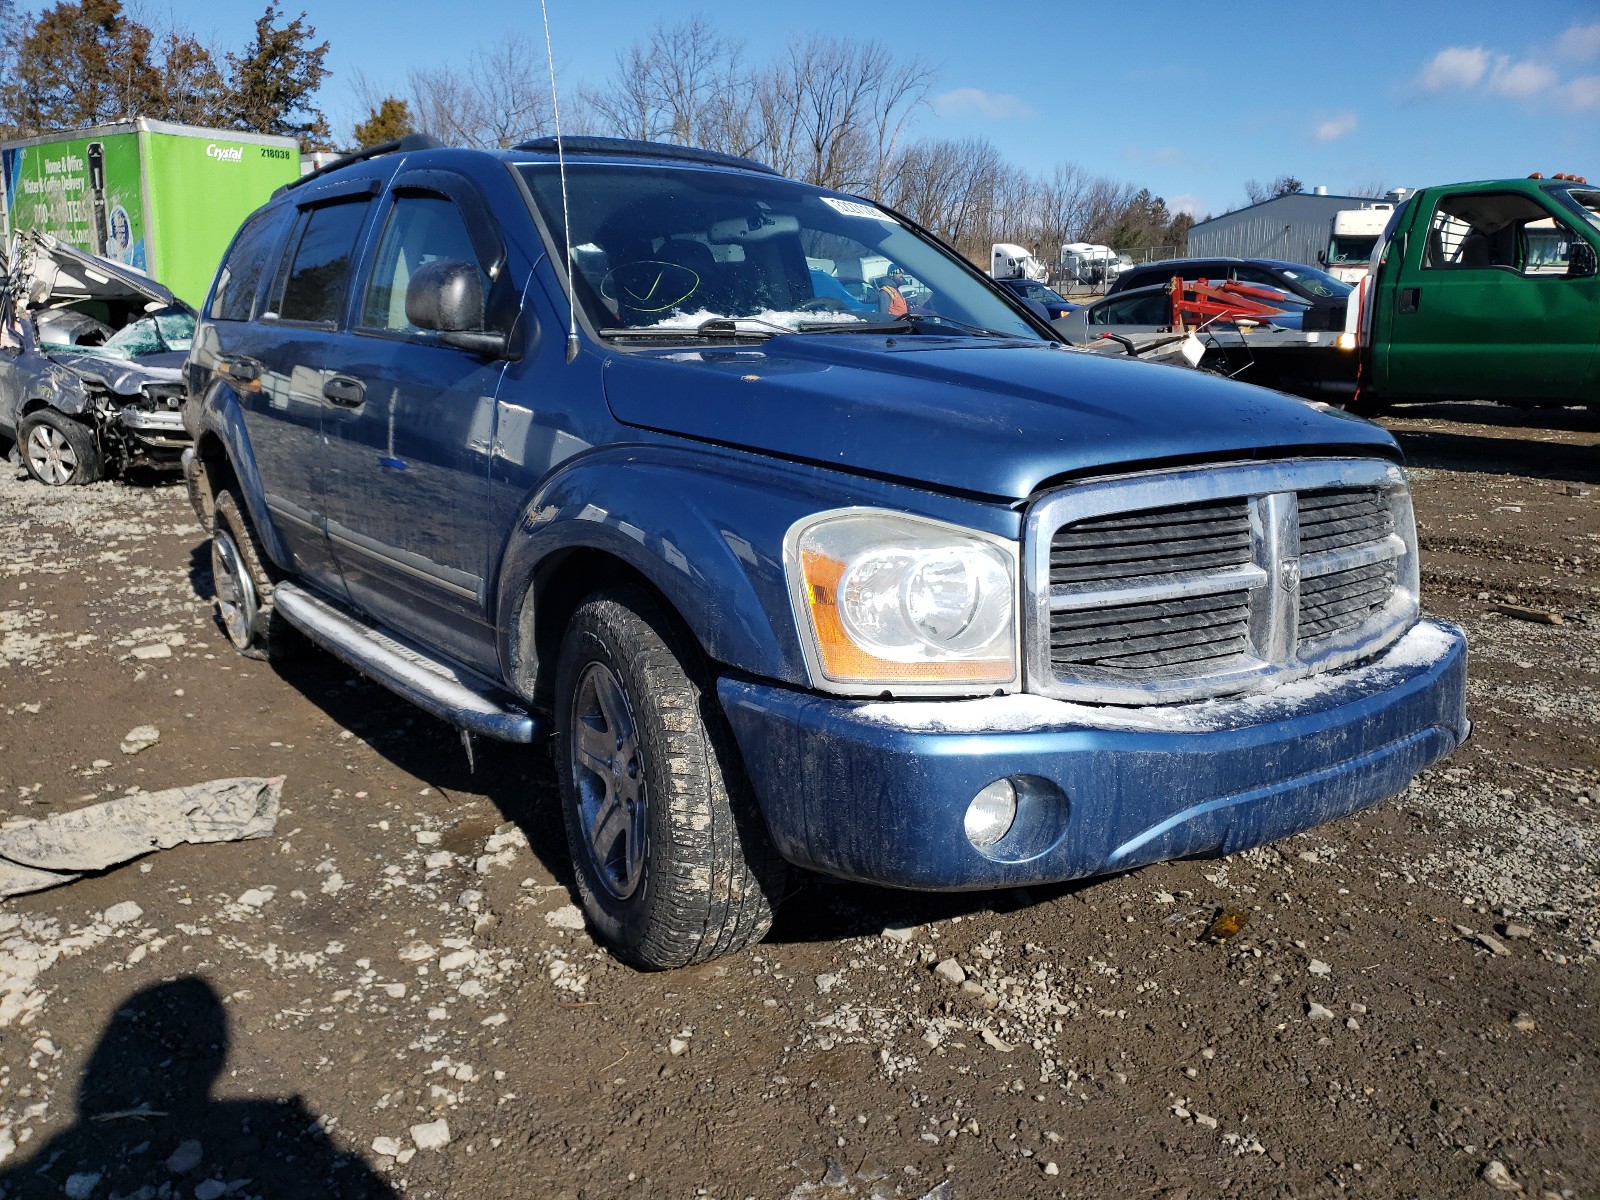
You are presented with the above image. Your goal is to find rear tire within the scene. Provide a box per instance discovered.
[212,489,293,661]
[553,587,785,969]
[19,410,101,485]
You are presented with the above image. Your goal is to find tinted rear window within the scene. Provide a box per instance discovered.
[210,206,292,322]
[277,199,372,324]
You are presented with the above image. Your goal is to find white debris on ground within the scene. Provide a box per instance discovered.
[0,777,283,897]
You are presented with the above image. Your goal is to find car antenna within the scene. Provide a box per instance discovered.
[538,0,580,364]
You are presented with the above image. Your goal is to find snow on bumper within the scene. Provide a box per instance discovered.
[719,620,1468,890]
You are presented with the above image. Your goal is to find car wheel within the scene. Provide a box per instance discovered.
[554,587,785,969]
[211,489,292,661]
[19,410,101,485]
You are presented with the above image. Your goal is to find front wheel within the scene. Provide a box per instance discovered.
[19,410,101,485]
[553,588,784,969]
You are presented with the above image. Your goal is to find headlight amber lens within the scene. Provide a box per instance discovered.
[790,513,1018,689]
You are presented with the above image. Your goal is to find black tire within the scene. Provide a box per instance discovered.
[553,587,785,969]
[19,409,101,485]
[211,489,293,661]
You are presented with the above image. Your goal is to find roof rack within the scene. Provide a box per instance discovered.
[512,135,777,176]
[273,134,446,197]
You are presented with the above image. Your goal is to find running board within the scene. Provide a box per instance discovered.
[272,582,546,744]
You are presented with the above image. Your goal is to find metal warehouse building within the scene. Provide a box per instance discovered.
[1187,191,1372,268]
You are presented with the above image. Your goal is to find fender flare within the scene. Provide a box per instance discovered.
[195,378,291,570]
[493,446,842,697]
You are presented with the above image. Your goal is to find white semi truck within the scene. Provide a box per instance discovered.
[1320,203,1394,283]
[990,242,1048,282]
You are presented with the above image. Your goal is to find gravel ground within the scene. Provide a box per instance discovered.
[0,400,1595,1200]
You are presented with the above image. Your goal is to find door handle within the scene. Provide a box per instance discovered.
[322,375,366,407]
[1398,287,1420,314]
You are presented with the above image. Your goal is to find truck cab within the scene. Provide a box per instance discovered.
[1352,175,1600,407]
[1321,203,1394,284]
[990,242,1047,282]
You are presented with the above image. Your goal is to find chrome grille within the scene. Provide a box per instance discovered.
[1050,499,1252,582]
[1050,589,1252,674]
[1300,559,1397,641]
[1025,460,1419,705]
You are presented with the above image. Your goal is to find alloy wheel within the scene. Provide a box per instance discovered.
[569,660,648,900]
[211,528,259,650]
[25,422,76,485]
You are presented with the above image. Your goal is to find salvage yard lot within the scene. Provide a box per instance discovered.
[0,401,1595,1200]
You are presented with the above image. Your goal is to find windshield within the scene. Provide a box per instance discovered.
[517,161,1042,340]
[97,306,196,359]
[1273,265,1352,298]
[1555,187,1600,235]
[1325,236,1377,266]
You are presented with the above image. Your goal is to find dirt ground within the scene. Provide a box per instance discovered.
[0,401,1595,1200]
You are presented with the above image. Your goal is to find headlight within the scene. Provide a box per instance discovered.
[786,510,1019,694]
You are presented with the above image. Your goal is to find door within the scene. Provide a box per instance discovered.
[317,174,514,674]
[1378,189,1600,402]
[239,185,378,594]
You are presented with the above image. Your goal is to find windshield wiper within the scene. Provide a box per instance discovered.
[598,317,788,342]
[796,313,1011,338]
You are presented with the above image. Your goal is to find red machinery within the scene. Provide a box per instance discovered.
[1168,276,1290,331]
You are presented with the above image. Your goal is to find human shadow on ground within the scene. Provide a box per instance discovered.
[0,977,396,1199]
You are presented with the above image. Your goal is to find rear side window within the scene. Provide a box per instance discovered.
[209,206,292,322]
[276,199,372,324]
[360,194,486,332]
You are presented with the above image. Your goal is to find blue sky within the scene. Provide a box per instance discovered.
[110,0,1600,214]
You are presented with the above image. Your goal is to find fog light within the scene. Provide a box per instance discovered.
[964,779,1018,848]
[1336,332,1356,350]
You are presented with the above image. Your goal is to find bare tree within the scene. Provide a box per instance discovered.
[1243,175,1305,205]
[885,136,1008,259]
[770,34,933,192]
[1345,178,1391,198]
[1034,161,1093,251]
[584,16,751,152]
[403,32,554,149]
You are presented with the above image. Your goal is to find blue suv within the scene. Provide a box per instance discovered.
[183,136,1467,968]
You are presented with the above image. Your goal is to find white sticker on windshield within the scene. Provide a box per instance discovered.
[822,197,897,223]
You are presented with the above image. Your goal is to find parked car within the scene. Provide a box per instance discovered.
[1108,257,1351,330]
[1056,281,1310,345]
[0,232,192,485]
[183,135,1466,969]
[994,277,1080,319]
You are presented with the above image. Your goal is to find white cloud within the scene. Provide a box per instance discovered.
[1565,74,1600,110]
[931,88,1033,121]
[1558,21,1600,62]
[1489,59,1557,97]
[1168,193,1202,218]
[1418,46,1489,91]
[1313,113,1358,143]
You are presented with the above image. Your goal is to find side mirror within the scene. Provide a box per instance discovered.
[1316,251,1328,266]
[1021,297,1051,324]
[1570,241,1598,278]
[406,259,509,356]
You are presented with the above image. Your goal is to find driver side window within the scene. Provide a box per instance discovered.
[361,194,486,333]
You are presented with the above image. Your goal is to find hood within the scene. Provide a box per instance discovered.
[601,336,1395,501]
[20,232,189,313]
[49,351,184,397]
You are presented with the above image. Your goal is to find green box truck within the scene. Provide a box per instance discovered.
[1,118,300,307]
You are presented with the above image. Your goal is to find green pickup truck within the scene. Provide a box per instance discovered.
[1350,174,1599,408]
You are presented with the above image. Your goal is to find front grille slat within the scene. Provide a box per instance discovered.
[1051,499,1251,584]
[1032,469,1411,702]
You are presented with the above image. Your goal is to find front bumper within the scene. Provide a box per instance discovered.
[719,620,1467,890]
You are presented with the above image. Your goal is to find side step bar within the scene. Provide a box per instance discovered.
[272,582,546,744]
